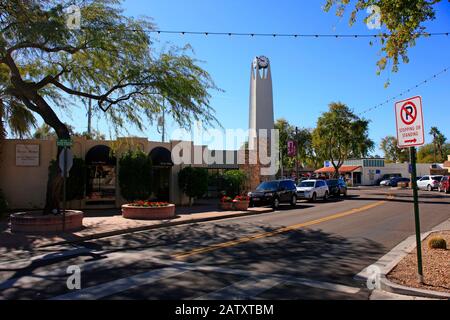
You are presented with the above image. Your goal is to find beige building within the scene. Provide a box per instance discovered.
[0,137,239,210]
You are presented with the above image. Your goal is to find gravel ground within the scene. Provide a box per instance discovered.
[387,231,450,293]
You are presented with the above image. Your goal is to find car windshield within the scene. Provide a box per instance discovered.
[326,180,338,186]
[299,181,315,188]
[432,176,443,181]
[256,181,279,191]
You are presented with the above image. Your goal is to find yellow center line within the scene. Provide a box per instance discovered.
[173,200,386,260]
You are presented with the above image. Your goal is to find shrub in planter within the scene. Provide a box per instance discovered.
[119,150,152,201]
[48,157,86,201]
[178,167,208,206]
[220,196,233,210]
[223,170,246,197]
[122,201,175,220]
[428,236,447,249]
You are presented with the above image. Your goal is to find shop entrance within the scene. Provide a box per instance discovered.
[85,145,117,206]
[149,147,173,202]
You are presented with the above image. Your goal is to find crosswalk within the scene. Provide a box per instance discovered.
[0,248,364,300]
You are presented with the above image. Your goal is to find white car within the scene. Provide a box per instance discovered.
[417,175,443,191]
[379,179,391,186]
[296,179,329,202]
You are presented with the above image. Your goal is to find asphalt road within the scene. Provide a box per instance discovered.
[1,187,449,300]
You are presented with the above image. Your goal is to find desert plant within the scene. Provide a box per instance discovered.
[119,150,153,202]
[428,236,447,250]
[48,157,87,201]
[178,166,208,206]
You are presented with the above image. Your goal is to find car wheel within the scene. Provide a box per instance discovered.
[310,192,316,203]
[323,191,329,201]
[291,195,297,207]
[272,197,280,209]
[427,184,432,191]
[446,188,450,194]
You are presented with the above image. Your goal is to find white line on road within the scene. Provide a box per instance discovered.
[195,277,284,300]
[50,267,189,300]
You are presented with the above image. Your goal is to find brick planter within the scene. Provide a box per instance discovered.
[121,204,176,220]
[10,210,84,233]
[219,202,233,210]
[233,200,249,211]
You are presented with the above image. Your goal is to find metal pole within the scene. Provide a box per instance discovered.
[62,146,67,232]
[295,126,299,181]
[162,99,165,143]
[87,97,92,135]
[409,146,423,283]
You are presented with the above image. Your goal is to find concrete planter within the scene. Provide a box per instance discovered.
[10,210,84,233]
[219,202,233,210]
[233,200,249,211]
[122,204,176,220]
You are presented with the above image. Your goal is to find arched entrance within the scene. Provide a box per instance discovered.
[85,145,117,206]
[149,147,173,201]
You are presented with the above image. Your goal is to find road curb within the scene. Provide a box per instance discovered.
[356,218,450,300]
[38,207,273,248]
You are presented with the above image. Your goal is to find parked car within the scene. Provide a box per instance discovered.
[326,179,348,197]
[296,179,329,202]
[248,179,297,209]
[379,179,391,186]
[438,176,450,193]
[417,175,443,191]
[389,177,411,187]
[376,173,401,185]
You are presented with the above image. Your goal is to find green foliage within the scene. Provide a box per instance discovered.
[223,170,247,197]
[0,0,219,140]
[429,127,447,163]
[178,167,208,204]
[428,236,447,250]
[312,102,374,177]
[324,0,439,76]
[417,143,450,163]
[118,150,153,201]
[0,188,8,217]
[380,136,409,163]
[49,157,87,201]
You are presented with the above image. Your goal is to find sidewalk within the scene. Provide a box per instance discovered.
[0,203,272,250]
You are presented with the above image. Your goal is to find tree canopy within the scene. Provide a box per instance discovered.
[324,0,441,75]
[0,0,218,141]
[312,102,374,177]
[380,135,409,163]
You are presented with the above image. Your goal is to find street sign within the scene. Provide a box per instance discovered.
[394,96,425,148]
[57,139,73,147]
[59,148,74,175]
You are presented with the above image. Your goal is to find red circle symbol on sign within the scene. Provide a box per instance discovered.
[400,101,417,125]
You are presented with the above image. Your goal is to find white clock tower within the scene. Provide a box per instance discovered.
[248,56,274,150]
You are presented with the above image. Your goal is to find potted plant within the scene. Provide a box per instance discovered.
[220,196,233,210]
[233,195,250,211]
[122,200,176,220]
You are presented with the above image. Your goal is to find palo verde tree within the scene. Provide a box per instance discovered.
[312,102,374,178]
[0,0,218,213]
[324,0,441,76]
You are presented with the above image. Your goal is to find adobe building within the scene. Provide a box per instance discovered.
[0,137,239,210]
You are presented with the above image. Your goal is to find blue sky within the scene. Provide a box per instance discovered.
[55,0,450,154]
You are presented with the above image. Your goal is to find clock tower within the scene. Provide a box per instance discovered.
[248,56,274,150]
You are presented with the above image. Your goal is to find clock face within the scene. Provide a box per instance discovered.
[257,56,269,68]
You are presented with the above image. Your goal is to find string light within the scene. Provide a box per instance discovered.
[358,66,449,116]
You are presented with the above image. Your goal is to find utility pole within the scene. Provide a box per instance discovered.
[87,95,92,135]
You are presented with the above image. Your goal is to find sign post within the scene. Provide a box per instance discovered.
[395,96,425,284]
[57,139,73,231]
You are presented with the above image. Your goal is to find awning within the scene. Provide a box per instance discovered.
[85,145,116,165]
[149,147,173,166]
[314,165,361,174]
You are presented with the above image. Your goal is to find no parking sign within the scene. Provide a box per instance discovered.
[394,96,425,148]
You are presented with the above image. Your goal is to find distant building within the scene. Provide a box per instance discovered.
[315,158,439,186]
